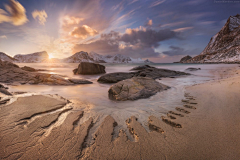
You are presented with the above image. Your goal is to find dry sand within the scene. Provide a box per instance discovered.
[0,70,240,159]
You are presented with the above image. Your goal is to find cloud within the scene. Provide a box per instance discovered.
[162,45,200,56]
[146,19,153,26]
[173,27,193,32]
[73,28,178,58]
[32,10,48,25]
[0,0,28,26]
[69,25,98,39]
[160,21,184,28]
[0,35,7,39]
[121,27,177,48]
[149,0,166,8]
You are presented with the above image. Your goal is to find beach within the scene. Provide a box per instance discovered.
[0,64,240,159]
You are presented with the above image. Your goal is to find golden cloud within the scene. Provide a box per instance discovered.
[147,19,153,26]
[69,25,98,39]
[32,10,48,25]
[0,0,28,26]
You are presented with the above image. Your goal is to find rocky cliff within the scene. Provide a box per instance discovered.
[186,14,240,63]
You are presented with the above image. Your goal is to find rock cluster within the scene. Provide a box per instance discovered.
[0,59,92,85]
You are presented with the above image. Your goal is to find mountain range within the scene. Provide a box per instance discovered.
[182,14,240,63]
[0,51,152,63]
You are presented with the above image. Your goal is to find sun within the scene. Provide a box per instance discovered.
[48,54,54,59]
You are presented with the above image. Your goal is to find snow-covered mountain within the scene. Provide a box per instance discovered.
[0,51,153,63]
[62,51,152,63]
[185,14,240,63]
[14,51,49,63]
[0,52,15,62]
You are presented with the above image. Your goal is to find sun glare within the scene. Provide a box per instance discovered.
[48,54,54,59]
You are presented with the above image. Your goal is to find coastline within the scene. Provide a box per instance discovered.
[0,65,240,159]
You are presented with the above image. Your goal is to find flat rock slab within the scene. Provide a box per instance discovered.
[98,72,136,83]
[108,77,170,101]
[68,78,93,84]
[98,65,190,83]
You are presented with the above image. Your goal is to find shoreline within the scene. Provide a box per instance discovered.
[0,65,240,159]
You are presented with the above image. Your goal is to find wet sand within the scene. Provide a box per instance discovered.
[0,68,240,159]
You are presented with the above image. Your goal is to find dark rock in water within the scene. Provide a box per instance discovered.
[73,62,106,75]
[130,65,155,71]
[180,55,192,63]
[134,68,190,79]
[68,78,93,84]
[21,66,36,72]
[0,84,12,95]
[0,88,12,96]
[98,66,190,83]
[185,67,201,71]
[108,77,170,101]
[98,72,136,83]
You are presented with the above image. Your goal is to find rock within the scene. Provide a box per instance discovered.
[98,72,136,83]
[180,55,192,63]
[0,60,77,85]
[68,78,93,84]
[186,14,240,63]
[0,59,19,68]
[98,67,190,83]
[185,67,201,71]
[130,65,155,71]
[135,68,190,79]
[108,77,170,101]
[0,88,12,96]
[73,62,106,75]
[21,66,36,72]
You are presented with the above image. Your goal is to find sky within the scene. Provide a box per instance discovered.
[0,0,239,62]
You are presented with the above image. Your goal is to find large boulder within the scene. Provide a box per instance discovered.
[98,72,135,83]
[108,77,170,101]
[73,62,106,75]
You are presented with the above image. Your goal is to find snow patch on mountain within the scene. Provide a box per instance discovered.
[185,14,240,63]
[0,52,15,62]
[14,51,49,63]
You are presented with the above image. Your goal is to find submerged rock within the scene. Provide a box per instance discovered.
[130,65,155,71]
[98,72,136,83]
[73,62,106,75]
[108,77,170,101]
[185,67,201,71]
[68,78,93,84]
